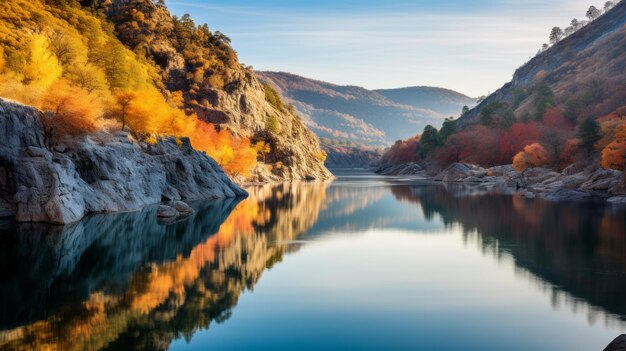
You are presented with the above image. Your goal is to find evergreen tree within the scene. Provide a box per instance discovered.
[577,117,601,154]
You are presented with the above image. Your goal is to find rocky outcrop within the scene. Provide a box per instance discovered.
[376,162,428,176]
[208,70,334,181]
[0,98,246,224]
[380,161,625,202]
[605,335,626,351]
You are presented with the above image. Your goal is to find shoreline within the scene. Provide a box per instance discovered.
[375,162,626,204]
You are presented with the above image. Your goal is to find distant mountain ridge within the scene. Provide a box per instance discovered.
[257,71,475,147]
[376,87,475,117]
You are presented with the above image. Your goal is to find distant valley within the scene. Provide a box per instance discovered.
[257,72,476,147]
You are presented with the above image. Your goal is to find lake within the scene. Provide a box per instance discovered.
[0,170,625,351]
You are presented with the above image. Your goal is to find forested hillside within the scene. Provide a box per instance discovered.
[0,0,331,181]
[257,71,475,147]
[381,1,626,172]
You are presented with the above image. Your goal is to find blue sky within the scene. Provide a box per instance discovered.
[168,0,606,97]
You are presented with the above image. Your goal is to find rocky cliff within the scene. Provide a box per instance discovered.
[201,70,334,182]
[99,0,332,182]
[0,98,246,224]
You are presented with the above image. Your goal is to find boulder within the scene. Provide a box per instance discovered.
[522,168,560,184]
[579,169,621,192]
[604,335,626,351]
[434,163,487,182]
[487,165,516,177]
[610,172,626,195]
[376,162,427,176]
[561,162,588,176]
[0,98,247,224]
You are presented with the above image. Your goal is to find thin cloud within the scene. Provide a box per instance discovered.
[168,0,609,96]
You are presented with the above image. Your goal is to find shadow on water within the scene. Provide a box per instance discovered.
[0,173,625,350]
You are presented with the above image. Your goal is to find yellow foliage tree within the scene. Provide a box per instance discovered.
[513,143,549,172]
[112,91,136,131]
[253,141,271,162]
[23,34,63,88]
[66,63,109,94]
[0,46,4,71]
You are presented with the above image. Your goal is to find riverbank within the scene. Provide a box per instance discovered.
[0,98,247,224]
[376,162,626,203]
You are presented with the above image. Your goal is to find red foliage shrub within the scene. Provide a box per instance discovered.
[543,107,573,130]
[498,122,541,164]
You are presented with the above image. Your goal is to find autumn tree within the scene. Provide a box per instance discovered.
[577,117,602,154]
[66,64,108,93]
[513,143,549,172]
[40,80,103,148]
[602,124,626,170]
[0,47,5,71]
[113,91,136,131]
[23,34,63,88]
[498,122,540,164]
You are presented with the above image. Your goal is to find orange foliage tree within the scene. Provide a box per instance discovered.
[190,121,258,177]
[40,80,103,148]
[602,124,626,170]
[513,143,549,172]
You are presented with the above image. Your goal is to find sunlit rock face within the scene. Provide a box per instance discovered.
[0,98,246,224]
[101,0,332,183]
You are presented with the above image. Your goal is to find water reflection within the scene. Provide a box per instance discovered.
[388,184,626,325]
[0,173,625,350]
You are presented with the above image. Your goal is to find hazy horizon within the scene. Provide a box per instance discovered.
[168,0,608,97]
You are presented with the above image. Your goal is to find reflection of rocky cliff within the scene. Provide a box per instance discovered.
[0,199,240,329]
[390,184,626,323]
[0,182,328,351]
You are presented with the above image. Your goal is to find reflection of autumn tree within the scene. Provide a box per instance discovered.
[389,184,626,322]
[0,182,328,351]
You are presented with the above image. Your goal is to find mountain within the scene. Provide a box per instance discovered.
[257,71,475,147]
[460,1,626,125]
[376,87,475,117]
[379,1,626,176]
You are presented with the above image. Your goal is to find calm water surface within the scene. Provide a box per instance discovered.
[1,170,625,350]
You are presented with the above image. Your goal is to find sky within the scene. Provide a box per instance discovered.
[167,0,607,97]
